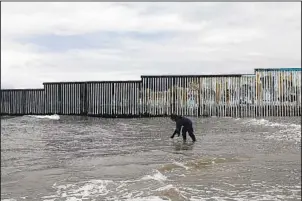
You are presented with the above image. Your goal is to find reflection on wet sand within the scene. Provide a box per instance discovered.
[172,141,195,151]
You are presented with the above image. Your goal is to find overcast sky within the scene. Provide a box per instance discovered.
[1,2,301,89]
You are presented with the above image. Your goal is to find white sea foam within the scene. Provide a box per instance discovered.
[243,118,300,129]
[40,169,170,201]
[154,184,175,192]
[124,196,171,201]
[42,179,113,201]
[240,118,301,143]
[141,170,167,182]
[172,161,190,170]
[28,114,60,120]
[6,175,301,201]
[1,199,17,201]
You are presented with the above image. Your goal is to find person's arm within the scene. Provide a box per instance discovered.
[170,120,182,138]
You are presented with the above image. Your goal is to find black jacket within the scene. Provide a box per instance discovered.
[174,116,193,134]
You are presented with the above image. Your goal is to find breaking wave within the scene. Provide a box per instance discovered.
[40,170,172,201]
[28,114,60,120]
[158,157,244,173]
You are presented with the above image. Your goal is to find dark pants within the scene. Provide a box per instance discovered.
[181,126,196,142]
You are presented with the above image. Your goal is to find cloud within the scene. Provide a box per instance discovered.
[18,31,176,52]
[1,2,301,88]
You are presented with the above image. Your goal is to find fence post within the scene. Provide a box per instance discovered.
[80,83,88,115]
[21,90,27,115]
[138,81,142,117]
[58,83,62,115]
[0,90,2,115]
[84,83,88,115]
[111,83,115,116]
[239,77,242,118]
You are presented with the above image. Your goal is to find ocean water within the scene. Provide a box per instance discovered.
[1,115,301,201]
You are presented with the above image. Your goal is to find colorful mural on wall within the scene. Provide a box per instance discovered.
[256,68,301,104]
[141,68,301,111]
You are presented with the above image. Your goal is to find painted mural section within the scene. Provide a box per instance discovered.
[140,68,301,117]
[255,69,301,105]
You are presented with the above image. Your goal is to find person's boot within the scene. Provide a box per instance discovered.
[190,133,196,142]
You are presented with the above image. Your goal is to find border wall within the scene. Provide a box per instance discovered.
[1,68,301,117]
[42,81,141,117]
[1,89,45,115]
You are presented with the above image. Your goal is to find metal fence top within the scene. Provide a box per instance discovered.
[254,68,301,72]
[1,88,44,91]
[241,74,256,77]
[43,80,142,85]
[141,74,243,78]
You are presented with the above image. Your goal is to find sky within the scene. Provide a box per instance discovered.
[1,2,301,89]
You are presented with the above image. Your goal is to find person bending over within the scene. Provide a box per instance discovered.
[170,114,196,142]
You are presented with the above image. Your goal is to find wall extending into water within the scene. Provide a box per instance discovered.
[1,68,301,117]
